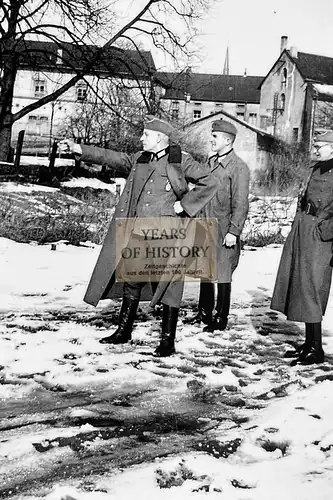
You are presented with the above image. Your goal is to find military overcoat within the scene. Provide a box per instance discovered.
[81,145,217,308]
[199,150,250,282]
[271,158,333,322]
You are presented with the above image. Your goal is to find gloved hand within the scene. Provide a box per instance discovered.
[58,139,82,156]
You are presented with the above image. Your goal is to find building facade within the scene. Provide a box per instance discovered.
[157,70,263,128]
[259,36,333,148]
[10,40,157,149]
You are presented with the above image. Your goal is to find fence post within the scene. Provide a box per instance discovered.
[13,130,25,172]
[74,137,82,172]
[49,140,58,170]
[7,146,14,163]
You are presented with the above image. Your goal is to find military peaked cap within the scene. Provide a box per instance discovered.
[315,130,333,143]
[144,115,174,137]
[212,119,237,136]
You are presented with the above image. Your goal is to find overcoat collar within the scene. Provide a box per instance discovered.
[132,144,184,202]
[209,149,234,172]
[318,157,333,175]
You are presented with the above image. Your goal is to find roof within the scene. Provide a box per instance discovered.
[185,108,274,139]
[156,71,263,103]
[291,51,333,85]
[15,40,156,78]
[312,83,333,103]
[260,49,333,88]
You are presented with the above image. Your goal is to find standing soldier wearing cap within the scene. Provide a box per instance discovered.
[186,119,250,332]
[271,130,333,365]
[60,116,217,357]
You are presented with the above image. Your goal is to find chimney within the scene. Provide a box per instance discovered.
[280,35,288,53]
[290,46,298,58]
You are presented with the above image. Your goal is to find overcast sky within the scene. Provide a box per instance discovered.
[148,0,333,76]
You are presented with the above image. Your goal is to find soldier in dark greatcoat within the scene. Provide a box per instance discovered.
[271,131,333,365]
[186,119,250,332]
[61,116,217,357]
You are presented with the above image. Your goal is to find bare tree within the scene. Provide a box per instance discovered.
[58,81,145,152]
[314,100,333,130]
[0,0,212,161]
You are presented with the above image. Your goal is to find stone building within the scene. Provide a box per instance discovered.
[10,40,157,147]
[259,36,333,148]
[157,70,263,127]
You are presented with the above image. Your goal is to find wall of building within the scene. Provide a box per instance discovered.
[160,98,260,128]
[259,52,306,143]
[11,69,151,143]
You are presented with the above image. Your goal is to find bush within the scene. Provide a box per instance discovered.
[253,141,311,196]
[242,228,286,247]
[0,188,116,245]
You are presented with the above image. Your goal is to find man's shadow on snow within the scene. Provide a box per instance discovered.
[247,289,333,364]
[246,288,305,350]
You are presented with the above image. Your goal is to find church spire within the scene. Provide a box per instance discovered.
[223,46,230,75]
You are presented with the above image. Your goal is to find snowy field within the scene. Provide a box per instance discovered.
[1,237,333,500]
[1,181,333,500]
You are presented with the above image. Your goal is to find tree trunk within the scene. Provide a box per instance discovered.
[0,123,13,162]
[0,35,17,162]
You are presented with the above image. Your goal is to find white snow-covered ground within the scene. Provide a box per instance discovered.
[1,236,333,500]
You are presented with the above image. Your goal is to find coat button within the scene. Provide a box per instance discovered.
[120,209,124,212]
[150,179,153,182]
[145,203,149,206]
[147,191,151,194]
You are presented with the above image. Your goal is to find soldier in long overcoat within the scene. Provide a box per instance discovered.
[271,131,333,365]
[186,119,250,331]
[62,116,217,357]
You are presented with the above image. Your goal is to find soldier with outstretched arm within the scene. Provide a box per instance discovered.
[60,116,217,357]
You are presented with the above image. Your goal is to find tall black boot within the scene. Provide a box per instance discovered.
[154,305,179,357]
[99,295,139,344]
[204,283,231,332]
[300,323,325,365]
[284,323,314,358]
[184,282,214,325]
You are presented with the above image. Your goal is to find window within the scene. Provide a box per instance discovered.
[292,128,299,142]
[171,100,179,120]
[260,115,272,129]
[194,102,201,106]
[280,93,285,112]
[193,110,201,120]
[34,79,46,97]
[281,68,287,88]
[27,115,49,135]
[248,113,257,125]
[172,109,179,120]
[76,84,87,102]
[237,113,245,120]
